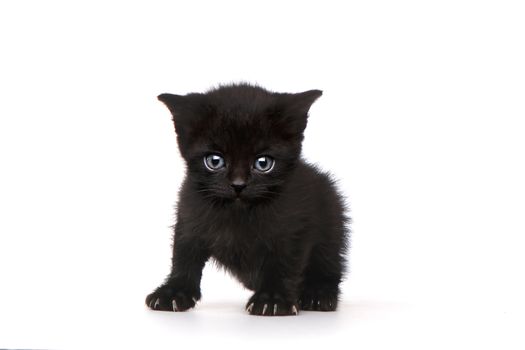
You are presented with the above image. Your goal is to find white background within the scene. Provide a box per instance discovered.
[1,1,524,349]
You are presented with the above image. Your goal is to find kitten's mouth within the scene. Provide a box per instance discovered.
[234,195,246,203]
[232,196,248,207]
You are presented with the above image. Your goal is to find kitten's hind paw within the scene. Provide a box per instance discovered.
[145,284,200,312]
[246,292,298,316]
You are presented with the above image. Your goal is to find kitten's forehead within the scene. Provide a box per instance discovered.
[164,83,315,158]
[206,113,273,155]
[203,87,277,153]
[206,84,275,110]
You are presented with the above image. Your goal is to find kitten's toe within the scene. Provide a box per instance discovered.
[246,302,254,313]
[291,305,298,315]
[299,286,339,311]
[246,292,298,316]
[145,284,200,312]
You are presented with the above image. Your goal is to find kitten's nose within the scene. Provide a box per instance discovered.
[230,179,246,194]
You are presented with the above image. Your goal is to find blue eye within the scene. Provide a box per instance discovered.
[254,156,274,172]
[204,154,225,171]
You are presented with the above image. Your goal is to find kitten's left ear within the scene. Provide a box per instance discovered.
[284,89,323,117]
[273,89,323,136]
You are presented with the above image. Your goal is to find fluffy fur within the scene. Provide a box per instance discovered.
[145,83,349,316]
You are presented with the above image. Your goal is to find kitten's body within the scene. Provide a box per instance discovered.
[146,84,349,316]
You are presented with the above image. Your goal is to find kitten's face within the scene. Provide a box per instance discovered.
[158,84,321,205]
[183,113,297,204]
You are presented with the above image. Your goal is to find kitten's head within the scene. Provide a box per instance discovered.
[158,83,321,205]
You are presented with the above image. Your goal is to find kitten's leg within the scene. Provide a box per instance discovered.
[145,223,209,312]
[299,245,343,312]
[246,258,301,316]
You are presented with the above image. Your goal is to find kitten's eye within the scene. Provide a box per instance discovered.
[204,154,225,171]
[254,156,274,173]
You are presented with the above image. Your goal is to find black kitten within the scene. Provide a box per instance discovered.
[145,83,349,316]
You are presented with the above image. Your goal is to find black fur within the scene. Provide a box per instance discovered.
[145,83,349,316]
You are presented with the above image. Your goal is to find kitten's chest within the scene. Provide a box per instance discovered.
[202,206,273,244]
[206,216,264,258]
[203,212,269,281]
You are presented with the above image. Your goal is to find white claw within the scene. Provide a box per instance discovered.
[317,300,321,308]
[273,304,278,315]
[262,304,268,315]
[292,305,298,315]
[154,298,160,309]
[246,302,254,313]
[192,297,198,304]
[172,300,179,311]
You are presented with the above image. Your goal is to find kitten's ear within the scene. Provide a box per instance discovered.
[157,93,186,116]
[284,89,323,117]
[157,93,204,136]
[158,93,208,158]
[273,89,323,137]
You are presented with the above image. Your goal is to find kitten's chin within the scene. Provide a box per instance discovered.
[215,195,258,207]
[209,196,249,208]
[205,193,247,205]
[233,197,247,206]
[204,192,273,206]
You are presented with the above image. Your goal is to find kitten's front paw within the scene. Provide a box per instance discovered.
[299,286,339,311]
[145,284,200,312]
[246,292,298,316]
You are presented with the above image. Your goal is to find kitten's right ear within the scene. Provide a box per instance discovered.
[157,93,204,136]
[158,93,189,121]
[158,93,182,106]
